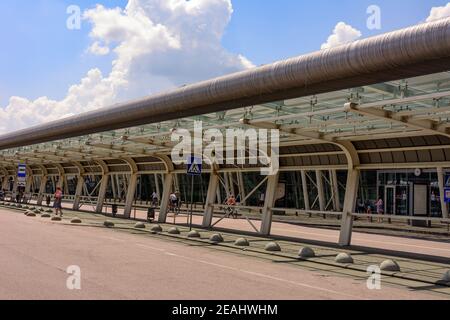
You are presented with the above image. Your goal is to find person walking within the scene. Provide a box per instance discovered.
[357,198,365,214]
[169,192,178,214]
[226,195,238,219]
[151,191,159,207]
[376,198,384,223]
[258,192,265,207]
[365,199,373,222]
[54,187,63,217]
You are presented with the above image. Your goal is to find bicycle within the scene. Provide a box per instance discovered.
[225,206,238,219]
[168,201,181,215]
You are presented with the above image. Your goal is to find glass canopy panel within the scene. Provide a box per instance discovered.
[0,71,449,166]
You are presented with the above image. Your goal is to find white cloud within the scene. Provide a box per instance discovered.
[88,41,110,55]
[321,22,362,50]
[426,3,450,22]
[0,69,120,133]
[0,0,254,133]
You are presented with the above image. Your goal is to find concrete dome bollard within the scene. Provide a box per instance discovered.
[440,270,450,283]
[150,225,163,233]
[209,234,224,243]
[380,259,401,272]
[298,247,316,258]
[134,222,146,229]
[168,227,181,235]
[26,212,36,217]
[41,214,51,218]
[104,221,115,228]
[187,230,201,238]
[265,242,281,252]
[335,253,354,264]
[71,217,82,224]
[39,208,45,212]
[234,238,250,247]
[46,209,53,213]
[33,210,41,214]
[51,216,62,221]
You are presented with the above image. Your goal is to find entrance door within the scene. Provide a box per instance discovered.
[413,184,428,216]
[396,186,409,215]
[385,186,395,215]
[412,184,428,227]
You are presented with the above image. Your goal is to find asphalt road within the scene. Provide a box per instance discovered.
[0,209,444,300]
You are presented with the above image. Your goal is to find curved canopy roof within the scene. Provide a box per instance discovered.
[0,18,449,150]
[0,71,449,174]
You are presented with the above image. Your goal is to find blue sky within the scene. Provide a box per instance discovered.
[0,0,448,108]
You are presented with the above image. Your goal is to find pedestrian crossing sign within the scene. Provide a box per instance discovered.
[187,156,202,176]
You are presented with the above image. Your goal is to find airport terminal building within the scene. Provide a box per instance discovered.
[1,18,450,246]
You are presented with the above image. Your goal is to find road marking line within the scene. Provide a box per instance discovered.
[136,243,166,252]
[101,236,125,242]
[153,250,365,300]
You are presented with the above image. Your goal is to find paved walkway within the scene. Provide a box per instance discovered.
[20,200,450,258]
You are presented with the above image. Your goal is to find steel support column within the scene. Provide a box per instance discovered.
[237,172,246,205]
[124,174,138,218]
[25,175,33,193]
[12,177,18,193]
[154,174,161,200]
[2,177,9,191]
[216,188,222,206]
[224,173,230,197]
[73,176,85,211]
[116,175,123,199]
[337,139,361,247]
[260,173,280,236]
[174,174,180,192]
[316,170,326,212]
[338,168,359,246]
[228,173,236,196]
[203,173,219,228]
[95,175,109,213]
[56,175,64,190]
[331,170,341,212]
[437,167,449,219]
[301,171,310,211]
[111,175,117,199]
[158,173,174,223]
[37,176,47,206]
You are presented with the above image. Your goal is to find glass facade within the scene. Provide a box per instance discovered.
[359,169,443,217]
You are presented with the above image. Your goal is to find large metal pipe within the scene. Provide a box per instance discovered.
[1,18,450,150]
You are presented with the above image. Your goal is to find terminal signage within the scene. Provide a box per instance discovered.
[445,188,450,203]
[446,174,450,187]
[187,156,202,176]
[17,163,27,188]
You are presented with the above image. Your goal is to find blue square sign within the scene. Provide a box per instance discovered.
[187,156,202,176]
[445,188,450,203]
